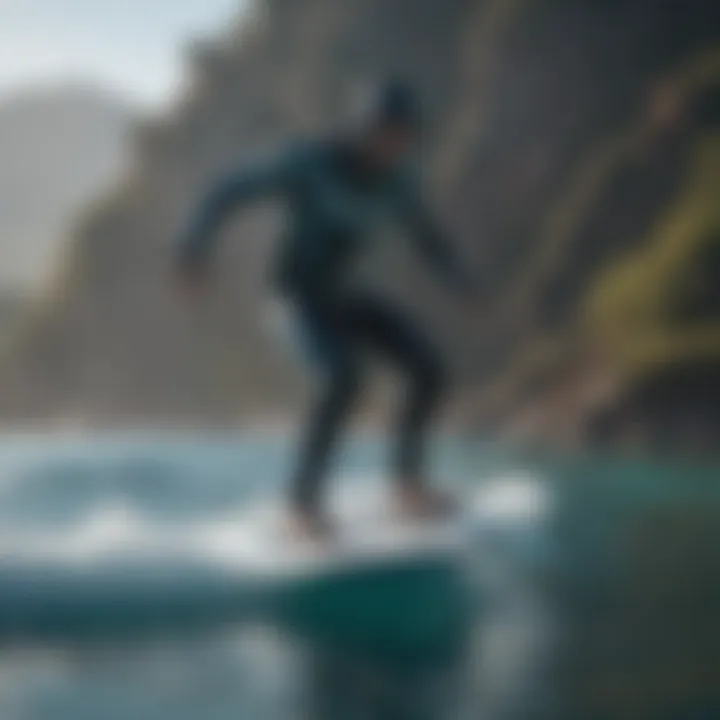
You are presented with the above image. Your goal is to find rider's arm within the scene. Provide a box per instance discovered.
[177,147,300,271]
[399,176,474,295]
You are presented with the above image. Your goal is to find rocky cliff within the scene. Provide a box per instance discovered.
[0,84,131,290]
[0,0,717,454]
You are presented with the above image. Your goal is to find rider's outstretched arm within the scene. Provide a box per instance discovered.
[177,148,299,270]
[400,176,474,295]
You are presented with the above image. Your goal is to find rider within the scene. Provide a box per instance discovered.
[176,80,476,539]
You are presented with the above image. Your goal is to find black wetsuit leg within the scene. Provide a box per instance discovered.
[290,295,364,509]
[291,293,446,510]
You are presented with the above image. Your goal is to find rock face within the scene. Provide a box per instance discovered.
[0,0,717,453]
[0,85,131,290]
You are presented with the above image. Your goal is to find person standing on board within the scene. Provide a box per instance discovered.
[176,80,478,540]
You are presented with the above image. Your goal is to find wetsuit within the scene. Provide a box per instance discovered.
[178,138,470,509]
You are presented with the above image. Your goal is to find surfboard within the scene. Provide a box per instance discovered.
[227,480,474,579]
[187,470,549,579]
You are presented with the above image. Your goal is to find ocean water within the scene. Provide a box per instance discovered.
[0,433,717,719]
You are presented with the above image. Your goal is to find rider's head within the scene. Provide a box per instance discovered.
[354,79,422,170]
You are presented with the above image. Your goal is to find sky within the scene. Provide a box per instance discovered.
[0,0,246,108]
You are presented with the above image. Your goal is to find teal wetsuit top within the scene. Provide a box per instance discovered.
[178,137,471,302]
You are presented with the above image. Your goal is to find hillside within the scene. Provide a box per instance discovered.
[0,84,132,290]
[0,0,717,454]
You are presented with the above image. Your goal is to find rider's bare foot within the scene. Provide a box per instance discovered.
[394,479,457,520]
[286,503,335,544]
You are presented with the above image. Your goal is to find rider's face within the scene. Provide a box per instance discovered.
[363,124,415,170]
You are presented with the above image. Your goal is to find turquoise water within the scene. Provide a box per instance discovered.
[0,434,717,719]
